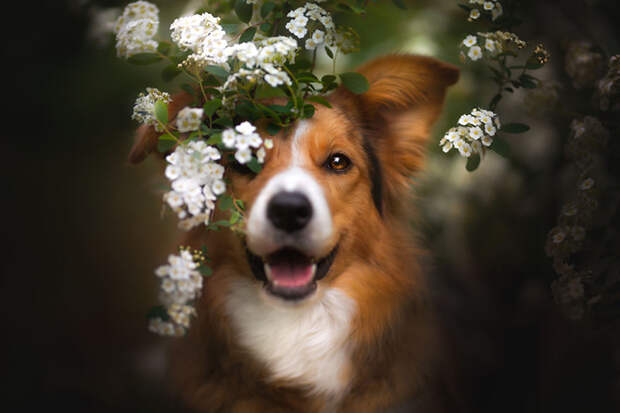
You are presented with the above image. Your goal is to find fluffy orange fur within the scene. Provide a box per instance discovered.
[130,54,459,412]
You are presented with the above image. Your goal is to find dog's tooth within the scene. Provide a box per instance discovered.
[264,263,272,281]
[311,263,317,276]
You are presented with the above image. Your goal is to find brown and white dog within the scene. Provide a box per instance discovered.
[130,54,459,412]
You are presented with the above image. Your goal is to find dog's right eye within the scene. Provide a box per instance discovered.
[325,153,352,173]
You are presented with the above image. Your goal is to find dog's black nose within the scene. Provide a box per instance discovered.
[267,191,313,232]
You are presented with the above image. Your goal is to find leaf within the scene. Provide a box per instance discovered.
[302,103,315,118]
[489,93,502,111]
[154,100,168,125]
[234,0,253,23]
[305,95,332,108]
[199,265,213,277]
[490,136,511,157]
[229,210,241,225]
[324,46,334,59]
[203,98,222,118]
[266,123,282,136]
[260,1,276,18]
[501,123,530,133]
[339,72,369,94]
[322,74,337,84]
[157,42,171,56]
[519,74,538,89]
[247,157,262,173]
[239,26,257,43]
[205,65,229,79]
[181,83,196,95]
[260,22,273,34]
[222,23,240,34]
[209,220,232,229]
[127,53,162,65]
[206,132,222,145]
[146,305,169,320]
[235,199,245,211]
[157,139,176,153]
[526,61,544,70]
[162,64,182,82]
[466,154,481,172]
[218,194,233,211]
[213,117,233,127]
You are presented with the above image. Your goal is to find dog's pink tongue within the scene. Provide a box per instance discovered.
[268,263,314,287]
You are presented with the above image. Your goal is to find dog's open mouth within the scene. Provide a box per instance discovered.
[246,246,338,301]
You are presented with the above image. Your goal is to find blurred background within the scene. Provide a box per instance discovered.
[4,0,619,411]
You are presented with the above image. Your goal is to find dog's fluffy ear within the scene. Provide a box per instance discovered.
[333,54,459,213]
[127,91,195,164]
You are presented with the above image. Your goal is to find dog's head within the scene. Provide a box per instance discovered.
[131,54,458,303]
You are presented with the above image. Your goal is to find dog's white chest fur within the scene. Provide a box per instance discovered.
[225,278,356,396]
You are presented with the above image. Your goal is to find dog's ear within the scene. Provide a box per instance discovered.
[127,91,195,164]
[332,54,459,213]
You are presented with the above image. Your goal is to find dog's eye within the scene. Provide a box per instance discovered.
[325,153,351,173]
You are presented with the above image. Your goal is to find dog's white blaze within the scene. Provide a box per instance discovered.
[225,277,356,397]
[246,121,333,258]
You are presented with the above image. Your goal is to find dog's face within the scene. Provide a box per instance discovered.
[226,55,459,303]
[130,54,459,304]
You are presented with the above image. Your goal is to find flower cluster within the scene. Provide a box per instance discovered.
[440,108,500,157]
[564,41,605,90]
[148,248,203,336]
[597,55,620,111]
[163,141,225,230]
[222,121,272,164]
[460,31,526,62]
[131,87,171,131]
[113,1,159,58]
[466,0,503,22]
[285,3,342,52]
[170,12,230,69]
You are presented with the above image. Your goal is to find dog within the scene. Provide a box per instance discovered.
[129,54,459,412]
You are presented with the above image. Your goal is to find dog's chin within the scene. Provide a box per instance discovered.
[245,245,338,302]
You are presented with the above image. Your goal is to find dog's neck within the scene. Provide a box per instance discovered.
[224,276,356,398]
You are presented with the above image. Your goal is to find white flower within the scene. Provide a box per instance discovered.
[471,140,482,153]
[235,147,252,164]
[485,38,496,52]
[469,127,483,140]
[483,2,495,11]
[131,88,171,128]
[459,142,473,157]
[469,9,481,20]
[235,121,256,135]
[442,142,453,153]
[176,107,203,132]
[481,135,493,146]
[264,139,274,149]
[114,1,159,58]
[312,30,325,44]
[579,177,594,190]
[484,123,497,136]
[467,46,483,61]
[222,129,237,148]
[256,147,266,163]
[552,230,566,244]
[492,2,503,20]
[463,35,477,47]
[212,180,226,195]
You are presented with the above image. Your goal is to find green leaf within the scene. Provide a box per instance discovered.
[205,65,229,79]
[230,210,241,225]
[162,64,182,82]
[218,194,233,211]
[235,199,245,211]
[222,23,240,34]
[199,265,213,277]
[146,305,169,320]
[239,26,257,43]
[465,154,481,172]
[234,0,253,23]
[526,61,544,70]
[489,93,502,111]
[266,123,282,136]
[154,100,168,125]
[339,72,369,94]
[209,220,232,229]
[490,136,511,157]
[181,83,196,96]
[157,42,171,56]
[157,138,176,153]
[203,99,222,118]
[324,46,334,59]
[127,53,162,65]
[247,157,262,173]
[213,117,233,127]
[322,75,337,84]
[302,103,315,118]
[501,123,530,133]
[206,132,222,145]
[519,74,538,89]
[260,22,273,34]
[260,1,276,18]
[305,95,332,108]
